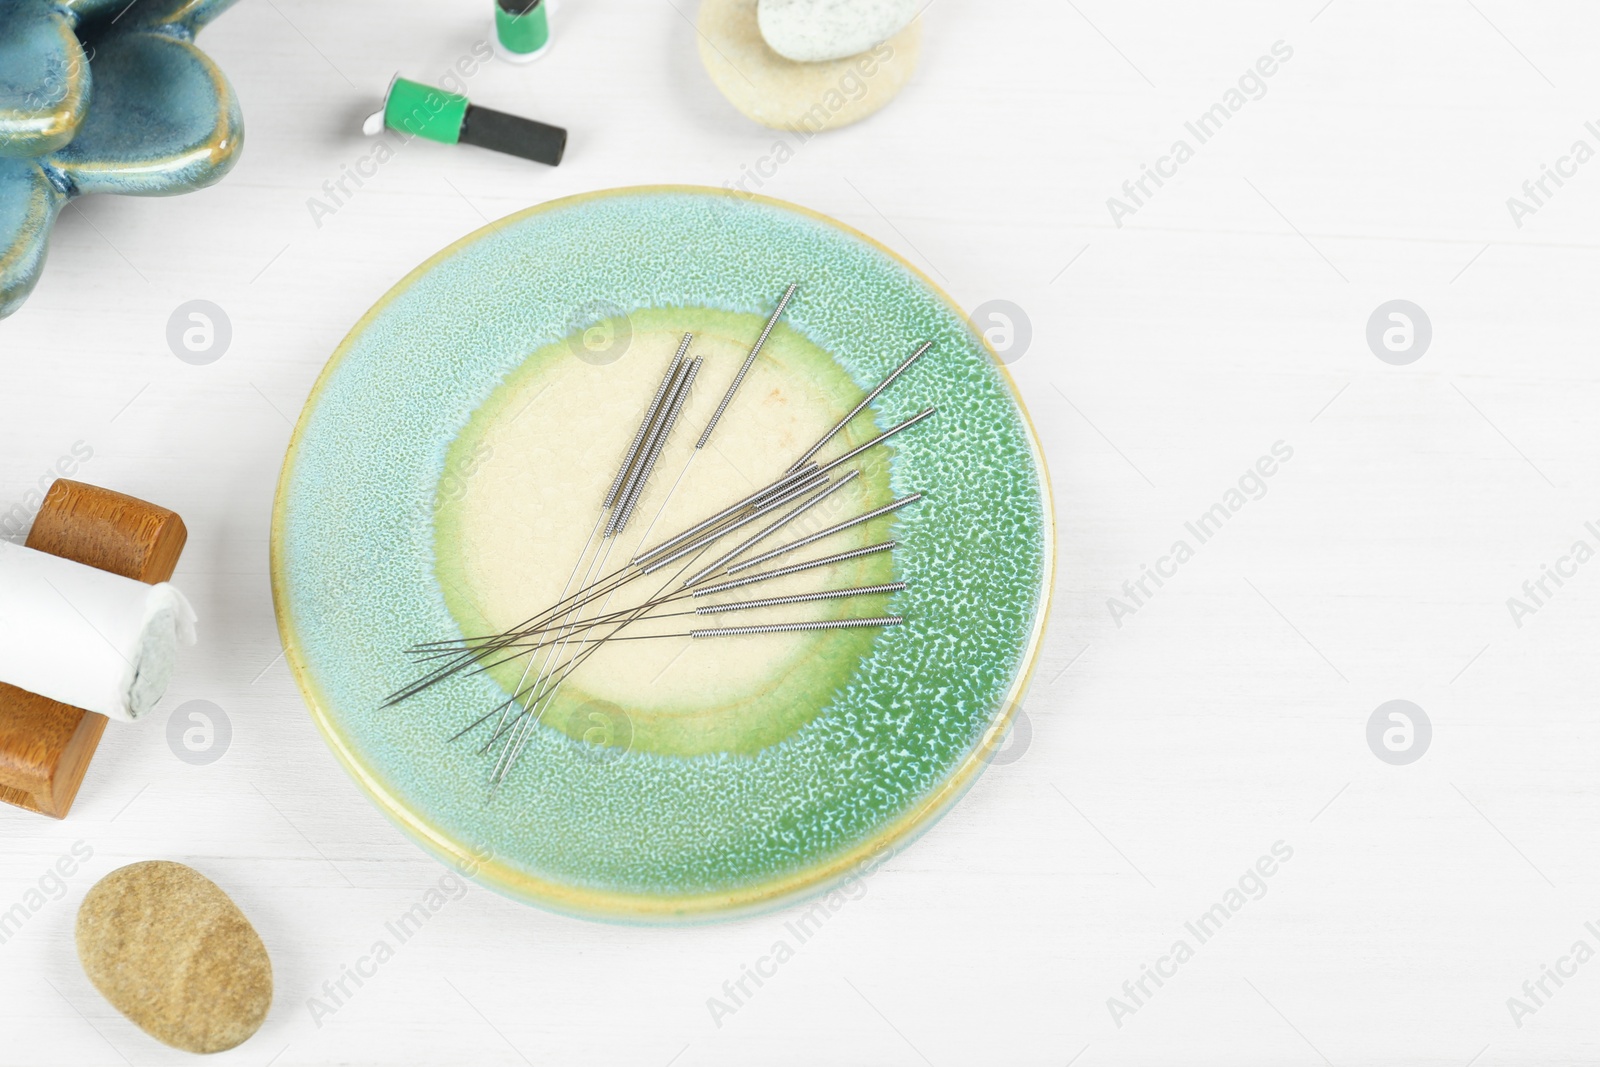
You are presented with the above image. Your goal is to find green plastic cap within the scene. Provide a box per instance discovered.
[383,77,469,144]
[495,1,550,56]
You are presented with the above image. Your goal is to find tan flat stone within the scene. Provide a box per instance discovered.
[76,861,272,1055]
[698,0,921,133]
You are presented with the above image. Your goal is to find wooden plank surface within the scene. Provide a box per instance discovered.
[4,1,1600,1064]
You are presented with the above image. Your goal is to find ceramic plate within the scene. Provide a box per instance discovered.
[272,186,1054,921]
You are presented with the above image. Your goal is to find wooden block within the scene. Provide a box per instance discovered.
[25,480,188,583]
[0,480,187,818]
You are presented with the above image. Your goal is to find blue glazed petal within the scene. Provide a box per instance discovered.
[0,157,63,318]
[0,2,91,158]
[59,0,132,21]
[83,0,245,35]
[0,0,241,318]
[49,30,241,197]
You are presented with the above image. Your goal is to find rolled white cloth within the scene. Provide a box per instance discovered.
[0,539,197,723]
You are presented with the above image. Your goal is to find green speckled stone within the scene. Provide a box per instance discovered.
[272,186,1053,922]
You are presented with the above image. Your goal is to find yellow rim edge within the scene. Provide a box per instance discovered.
[269,184,1058,922]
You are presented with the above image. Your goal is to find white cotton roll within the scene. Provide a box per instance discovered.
[0,540,197,724]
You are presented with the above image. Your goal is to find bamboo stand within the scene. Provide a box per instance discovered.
[0,480,187,818]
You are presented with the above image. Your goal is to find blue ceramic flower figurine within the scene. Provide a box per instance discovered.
[0,0,244,318]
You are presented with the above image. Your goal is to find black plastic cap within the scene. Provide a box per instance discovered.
[459,104,567,167]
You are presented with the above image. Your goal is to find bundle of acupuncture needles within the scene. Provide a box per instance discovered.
[387,284,939,787]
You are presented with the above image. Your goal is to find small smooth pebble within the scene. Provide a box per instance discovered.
[76,861,272,1055]
[700,0,921,132]
[758,0,919,62]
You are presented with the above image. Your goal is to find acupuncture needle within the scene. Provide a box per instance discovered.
[682,471,861,587]
[787,341,933,473]
[490,474,749,772]
[639,470,835,575]
[408,312,940,771]
[726,493,923,575]
[485,343,691,735]
[490,483,771,778]
[412,471,904,666]
[470,522,891,675]
[437,310,932,776]
[470,285,801,655]
[475,345,695,751]
[467,515,876,758]
[384,348,687,709]
[423,398,930,664]
[418,539,902,660]
[692,540,897,596]
[607,617,904,640]
[440,582,909,658]
[406,463,824,656]
[491,341,720,776]
[494,356,702,776]
[416,290,810,675]
[631,282,800,563]
[460,470,852,684]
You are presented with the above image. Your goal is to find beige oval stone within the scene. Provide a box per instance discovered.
[698,0,921,133]
[76,861,272,1054]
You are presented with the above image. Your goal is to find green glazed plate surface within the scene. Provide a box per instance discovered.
[271,186,1054,921]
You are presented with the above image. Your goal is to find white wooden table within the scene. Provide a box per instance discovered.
[5,0,1600,1063]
